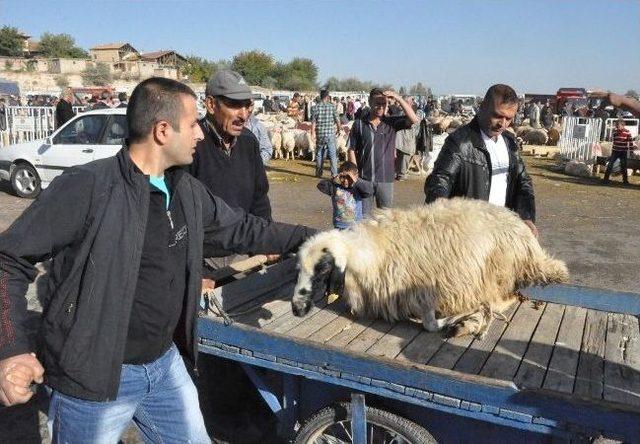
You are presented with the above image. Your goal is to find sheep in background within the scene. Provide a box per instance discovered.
[291,198,568,338]
[269,127,283,159]
[293,129,315,161]
[281,130,296,161]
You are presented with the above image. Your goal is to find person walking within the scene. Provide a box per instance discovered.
[55,88,75,129]
[602,119,634,185]
[311,89,341,178]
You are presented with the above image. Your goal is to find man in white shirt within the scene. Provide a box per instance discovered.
[425,84,537,236]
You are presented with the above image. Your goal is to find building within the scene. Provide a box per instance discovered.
[90,43,139,63]
[140,50,186,68]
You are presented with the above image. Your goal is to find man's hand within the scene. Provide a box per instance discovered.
[0,353,44,407]
[265,254,281,264]
[523,220,539,238]
[383,90,401,101]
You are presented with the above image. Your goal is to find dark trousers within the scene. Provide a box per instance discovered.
[604,150,629,183]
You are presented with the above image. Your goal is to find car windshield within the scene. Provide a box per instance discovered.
[53,115,107,145]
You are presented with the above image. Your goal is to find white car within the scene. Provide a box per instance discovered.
[0,108,127,198]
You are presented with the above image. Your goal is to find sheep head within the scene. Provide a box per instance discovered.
[292,232,347,317]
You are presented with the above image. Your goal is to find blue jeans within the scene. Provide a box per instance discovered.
[362,181,394,216]
[315,136,338,177]
[48,344,210,443]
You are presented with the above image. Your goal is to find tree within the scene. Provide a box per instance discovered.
[39,32,88,58]
[625,90,639,100]
[399,86,407,95]
[81,62,112,86]
[409,82,430,96]
[182,55,218,83]
[231,50,275,86]
[0,26,23,56]
[274,58,317,90]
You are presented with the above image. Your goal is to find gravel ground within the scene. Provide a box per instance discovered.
[0,155,638,443]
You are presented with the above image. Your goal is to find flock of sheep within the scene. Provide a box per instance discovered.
[256,112,352,161]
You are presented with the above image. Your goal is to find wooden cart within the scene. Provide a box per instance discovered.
[198,257,640,443]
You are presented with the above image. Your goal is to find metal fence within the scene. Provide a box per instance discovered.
[0,105,86,147]
[558,117,603,162]
[603,117,639,141]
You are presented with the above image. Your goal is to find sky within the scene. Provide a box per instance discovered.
[1,0,638,95]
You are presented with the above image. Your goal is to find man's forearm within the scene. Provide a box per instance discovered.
[348,150,356,164]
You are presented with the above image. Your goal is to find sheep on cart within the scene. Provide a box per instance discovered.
[198,210,640,442]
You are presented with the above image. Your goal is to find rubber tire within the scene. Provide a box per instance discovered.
[10,163,41,199]
[294,402,438,444]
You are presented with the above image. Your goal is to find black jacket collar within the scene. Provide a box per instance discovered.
[468,117,517,152]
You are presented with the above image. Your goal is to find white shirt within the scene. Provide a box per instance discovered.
[481,131,510,207]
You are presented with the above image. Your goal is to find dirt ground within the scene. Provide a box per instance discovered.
[0,153,638,443]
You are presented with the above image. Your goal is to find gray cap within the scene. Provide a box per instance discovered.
[206,69,252,100]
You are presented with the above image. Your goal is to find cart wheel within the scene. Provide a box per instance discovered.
[294,402,437,444]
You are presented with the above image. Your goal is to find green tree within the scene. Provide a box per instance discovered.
[274,58,317,90]
[399,86,407,95]
[81,62,112,86]
[231,50,275,86]
[39,32,88,58]
[182,55,217,83]
[625,89,639,100]
[0,26,24,56]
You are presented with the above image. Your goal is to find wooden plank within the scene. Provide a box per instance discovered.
[453,302,519,375]
[573,309,607,400]
[480,301,545,380]
[231,296,292,328]
[366,321,423,360]
[396,330,445,365]
[425,333,475,370]
[288,304,344,339]
[543,306,587,393]
[604,313,640,406]
[264,297,330,334]
[346,319,395,353]
[514,303,565,389]
[329,318,377,348]
[311,313,360,344]
[525,284,640,316]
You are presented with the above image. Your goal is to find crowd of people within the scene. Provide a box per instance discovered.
[0,66,639,442]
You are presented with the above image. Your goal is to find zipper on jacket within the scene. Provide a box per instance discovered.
[166,210,174,229]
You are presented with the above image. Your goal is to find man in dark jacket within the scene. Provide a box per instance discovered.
[0,77,313,442]
[424,84,537,236]
[54,88,75,129]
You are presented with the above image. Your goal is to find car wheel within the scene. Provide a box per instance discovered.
[10,163,41,198]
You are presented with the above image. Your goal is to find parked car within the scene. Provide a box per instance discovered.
[0,108,127,198]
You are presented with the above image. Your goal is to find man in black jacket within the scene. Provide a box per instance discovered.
[54,88,75,129]
[0,77,313,442]
[424,84,537,236]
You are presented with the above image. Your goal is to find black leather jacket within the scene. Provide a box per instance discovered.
[424,118,535,222]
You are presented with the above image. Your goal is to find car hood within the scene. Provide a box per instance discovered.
[0,139,50,161]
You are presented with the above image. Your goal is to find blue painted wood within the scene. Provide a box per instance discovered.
[351,393,367,444]
[200,341,572,438]
[198,318,640,440]
[241,364,283,414]
[524,284,640,315]
[282,373,299,439]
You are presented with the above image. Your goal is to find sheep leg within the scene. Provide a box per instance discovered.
[446,311,490,339]
[422,309,476,332]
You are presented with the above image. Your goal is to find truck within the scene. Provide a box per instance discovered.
[198,256,640,443]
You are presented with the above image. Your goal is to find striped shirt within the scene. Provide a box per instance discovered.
[311,102,340,140]
[613,128,633,152]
